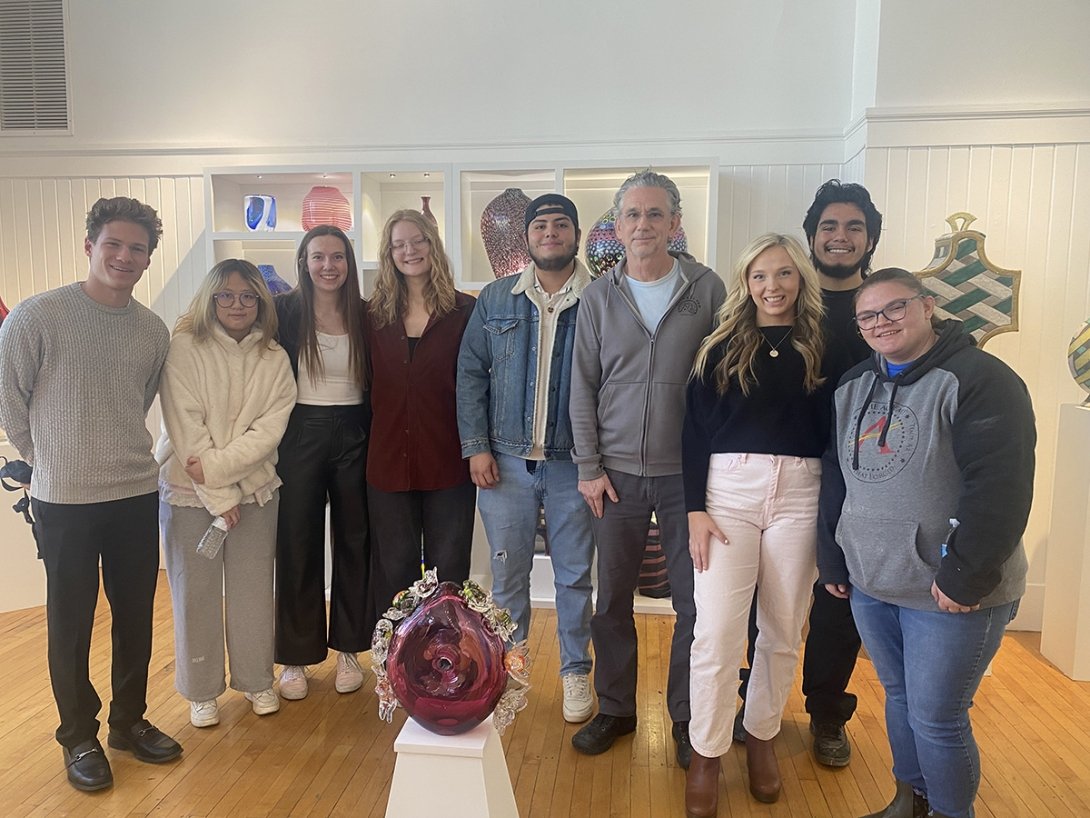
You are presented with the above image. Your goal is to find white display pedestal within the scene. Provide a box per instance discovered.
[385,714,518,818]
[1040,403,1090,680]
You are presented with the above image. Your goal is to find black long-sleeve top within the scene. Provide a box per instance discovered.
[682,326,833,512]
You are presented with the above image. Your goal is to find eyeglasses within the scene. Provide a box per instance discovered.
[391,236,430,253]
[853,295,925,330]
[212,291,259,308]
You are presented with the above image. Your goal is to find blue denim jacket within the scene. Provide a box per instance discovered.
[457,261,592,461]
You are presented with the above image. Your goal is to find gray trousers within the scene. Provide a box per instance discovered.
[590,469,694,723]
[160,496,278,701]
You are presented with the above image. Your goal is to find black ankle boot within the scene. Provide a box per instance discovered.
[861,779,929,818]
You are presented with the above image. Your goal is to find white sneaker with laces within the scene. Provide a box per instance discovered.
[245,688,280,716]
[562,673,593,723]
[190,699,219,728]
[279,665,308,700]
[336,651,365,693]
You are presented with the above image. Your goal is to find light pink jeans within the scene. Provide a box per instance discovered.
[689,453,820,757]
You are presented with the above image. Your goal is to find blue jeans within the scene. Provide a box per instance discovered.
[851,589,1018,818]
[477,453,593,676]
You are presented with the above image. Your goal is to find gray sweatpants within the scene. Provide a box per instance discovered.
[160,496,278,701]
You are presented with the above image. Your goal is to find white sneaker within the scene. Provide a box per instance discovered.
[279,665,308,700]
[562,673,593,723]
[336,652,365,694]
[245,688,280,716]
[190,699,219,728]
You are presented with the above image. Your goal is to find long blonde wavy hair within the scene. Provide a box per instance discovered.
[692,233,826,396]
[369,210,456,329]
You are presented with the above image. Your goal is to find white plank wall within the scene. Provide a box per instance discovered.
[715,162,845,272]
[0,176,207,332]
[864,142,1090,629]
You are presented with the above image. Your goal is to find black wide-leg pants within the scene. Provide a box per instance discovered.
[275,404,372,665]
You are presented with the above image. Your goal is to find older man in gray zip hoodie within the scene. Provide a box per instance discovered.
[569,170,726,766]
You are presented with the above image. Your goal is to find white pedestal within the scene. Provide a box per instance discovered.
[385,715,518,818]
[1040,403,1090,680]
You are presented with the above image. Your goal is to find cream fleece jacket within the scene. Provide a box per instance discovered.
[156,324,296,515]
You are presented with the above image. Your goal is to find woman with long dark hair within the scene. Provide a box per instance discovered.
[366,210,475,617]
[157,259,296,726]
[273,225,372,701]
[683,233,829,814]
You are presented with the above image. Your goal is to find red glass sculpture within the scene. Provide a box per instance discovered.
[384,582,507,735]
[374,572,530,736]
[301,185,352,231]
[480,188,532,278]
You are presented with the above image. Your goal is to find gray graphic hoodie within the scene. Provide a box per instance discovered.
[817,320,1035,611]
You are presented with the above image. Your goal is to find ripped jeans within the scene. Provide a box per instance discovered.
[477,453,593,676]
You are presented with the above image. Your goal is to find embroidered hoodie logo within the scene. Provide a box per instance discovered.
[848,403,919,482]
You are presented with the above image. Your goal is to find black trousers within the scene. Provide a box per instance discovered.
[739,582,861,725]
[33,492,160,749]
[275,404,371,664]
[366,481,476,620]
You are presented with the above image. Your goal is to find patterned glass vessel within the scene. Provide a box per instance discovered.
[584,208,688,277]
[480,188,532,278]
[301,186,352,231]
[421,196,438,225]
[258,264,293,294]
[385,583,508,735]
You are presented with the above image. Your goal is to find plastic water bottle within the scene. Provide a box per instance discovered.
[197,516,229,560]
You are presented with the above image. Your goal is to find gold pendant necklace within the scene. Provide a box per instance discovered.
[764,327,793,358]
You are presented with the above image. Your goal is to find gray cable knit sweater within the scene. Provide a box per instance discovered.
[0,282,169,504]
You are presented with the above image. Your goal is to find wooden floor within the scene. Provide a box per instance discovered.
[1,573,1089,817]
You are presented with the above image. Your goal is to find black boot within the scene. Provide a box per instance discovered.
[861,779,929,818]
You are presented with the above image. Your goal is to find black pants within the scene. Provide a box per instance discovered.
[275,404,371,664]
[33,492,160,749]
[739,582,861,725]
[367,481,476,620]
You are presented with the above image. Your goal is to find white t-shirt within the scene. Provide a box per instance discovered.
[296,332,363,405]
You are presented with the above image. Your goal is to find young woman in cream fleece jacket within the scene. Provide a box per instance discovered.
[156,259,296,728]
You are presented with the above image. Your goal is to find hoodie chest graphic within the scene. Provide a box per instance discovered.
[846,402,920,482]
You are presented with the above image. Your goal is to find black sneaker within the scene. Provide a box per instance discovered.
[107,720,182,764]
[671,720,693,769]
[810,720,851,767]
[732,707,746,743]
[571,713,637,755]
[63,738,113,792]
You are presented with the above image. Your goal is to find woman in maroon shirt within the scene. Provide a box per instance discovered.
[366,210,476,617]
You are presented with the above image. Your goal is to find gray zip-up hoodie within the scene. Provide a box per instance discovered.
[817,320,1036,610]
[570,252,726,481]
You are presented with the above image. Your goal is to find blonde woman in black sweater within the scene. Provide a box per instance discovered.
[682,233,829,815]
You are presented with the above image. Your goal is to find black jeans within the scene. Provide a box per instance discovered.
[33,492,160,749]
[739,582,861,725]
[275,404,371,664]
[366,481,476,621]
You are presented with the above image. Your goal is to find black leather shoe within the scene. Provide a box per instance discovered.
[810,719,851,767]
[107,720,182,764]
[63,738,113,792]
[732,706,746,743]
[571,713,637,755]
[672,720,693,769]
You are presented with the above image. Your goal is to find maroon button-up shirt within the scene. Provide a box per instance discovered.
[365,291,475,492]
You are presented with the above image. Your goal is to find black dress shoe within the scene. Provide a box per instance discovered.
[63,738,113,792]
[571,713,637,755]
[732,706,746,744]
[810,719,851,767]
[107,720,182,764]
[672,720,693,769]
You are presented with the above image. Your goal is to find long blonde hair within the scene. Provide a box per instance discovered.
[369,210,456,329]
[175,259,278,347]
[692,233,826,395]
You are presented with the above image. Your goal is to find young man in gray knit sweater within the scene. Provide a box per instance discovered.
[0,197,182,792]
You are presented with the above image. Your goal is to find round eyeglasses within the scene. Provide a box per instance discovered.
[212,291,259,308]
[391,236,430,254]
[853,294,925,330]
